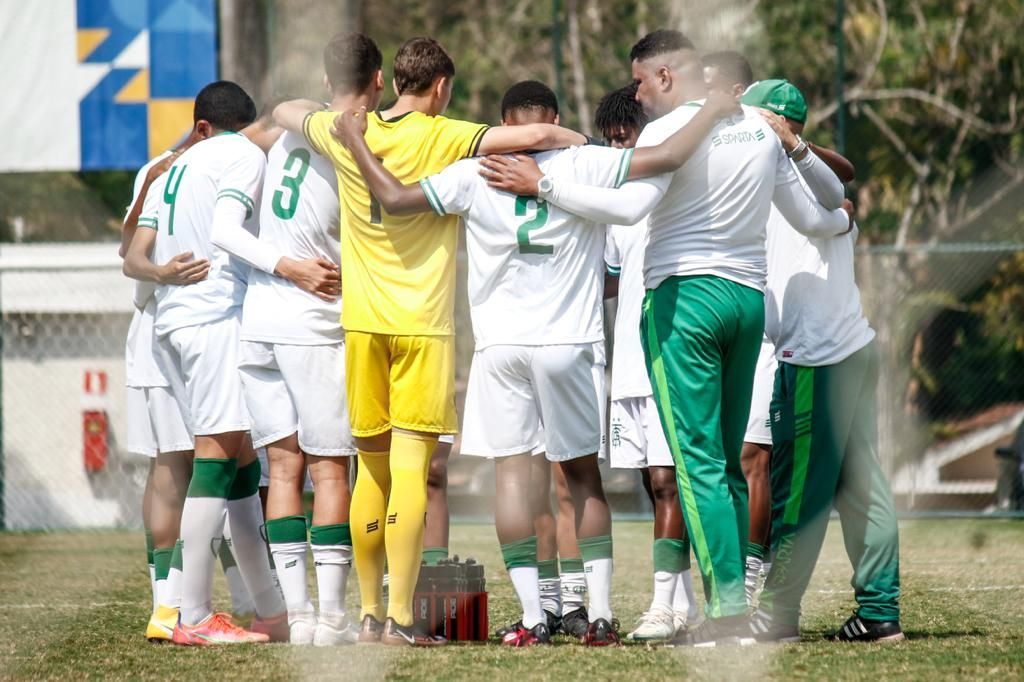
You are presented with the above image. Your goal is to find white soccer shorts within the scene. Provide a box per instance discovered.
[160,315,250,436]
[238,341,355,457]
[461,343,606,462]
[609,395,674,469]
[124,385,194,457]
[744,337,778,446]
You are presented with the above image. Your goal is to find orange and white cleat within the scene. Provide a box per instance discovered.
[171,612,270,646]
[250,611,290,643]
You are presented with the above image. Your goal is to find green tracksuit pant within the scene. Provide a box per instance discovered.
[642,275,764,619]
[760,341,901,625]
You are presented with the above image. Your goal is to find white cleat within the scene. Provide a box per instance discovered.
[289,612,317,646]
[314,612,359,646]
[628,606,677,642]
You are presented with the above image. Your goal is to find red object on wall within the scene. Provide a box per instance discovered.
[83,370,109,472]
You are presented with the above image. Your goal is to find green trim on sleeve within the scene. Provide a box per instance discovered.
[137,217,158,230]
[216,189,255,219]
[606,264,621,276]
[419,178,446,216]
[614,148,634,188]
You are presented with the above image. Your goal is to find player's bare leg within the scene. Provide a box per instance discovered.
[307,454,357,645]
[142,461,157,613]
[494,453,549,645]
[423,439,451,565]
[552,462,588,636]
[147,451,192,642]
[741,441,772,605]
[558,455,617,645]
[264,434,316,644]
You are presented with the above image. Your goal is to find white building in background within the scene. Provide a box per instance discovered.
[0,242,141,530]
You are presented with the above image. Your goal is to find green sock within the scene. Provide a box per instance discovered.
[422,547,449,566]
[746,541,767,561]
[653,538,687,574]
[501,536,538,570]
[577,534,613,562]
[145,530,155,566]
[228,460,261,500]
[559,557,584,574]
[310,523,352,547]
[265,515,309,544]
[537,559,559,580]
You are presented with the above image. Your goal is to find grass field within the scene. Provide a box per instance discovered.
[0,519,1021,680]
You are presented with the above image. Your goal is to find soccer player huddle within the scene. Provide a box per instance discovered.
[121,27,903,649]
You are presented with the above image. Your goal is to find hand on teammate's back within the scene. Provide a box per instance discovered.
[331,107,368,149]
[157,251,210,285]
[757,109,800,153]
[276,256,341,302]
[841,198,857,234]
[704,89,743,118]
[479,154,543,196]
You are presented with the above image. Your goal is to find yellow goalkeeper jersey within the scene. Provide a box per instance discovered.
[304,109,488,335]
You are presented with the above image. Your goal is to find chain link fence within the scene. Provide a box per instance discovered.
[2,241,1022,530]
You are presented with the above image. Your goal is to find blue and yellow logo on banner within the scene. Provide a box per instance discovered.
[76,0,216,170]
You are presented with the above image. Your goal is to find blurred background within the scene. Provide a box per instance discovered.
[1,0,1023,530]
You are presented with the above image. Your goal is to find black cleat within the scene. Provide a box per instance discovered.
[581,617,621,646]
[560,607,590,638]
[677,614,756,648]
[544,609,561,634]
[494,620,523,639]
[829,614,904,642]
[748,609,801,643]
[501,621,552,647]
[357,614,384,643]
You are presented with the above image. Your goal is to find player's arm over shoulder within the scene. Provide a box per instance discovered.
[475,122,588,155]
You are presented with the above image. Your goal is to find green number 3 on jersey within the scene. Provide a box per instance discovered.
[515,195,552,255]
[271,148,311,220]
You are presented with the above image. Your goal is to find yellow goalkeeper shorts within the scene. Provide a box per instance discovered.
[345,331,458,437]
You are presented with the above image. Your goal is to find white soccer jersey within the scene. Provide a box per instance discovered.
[150,131,266,337]
[125,152,172,389]
[241,132,342,345]
[605,220,653,400]
[637,103,826,292]
[765,213,874,367]
[422,145,630,348]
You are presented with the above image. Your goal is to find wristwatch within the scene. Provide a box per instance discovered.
[787,137,809,160]
[537,174,555,197]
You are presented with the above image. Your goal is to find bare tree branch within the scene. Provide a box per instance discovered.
[858,102,929,177]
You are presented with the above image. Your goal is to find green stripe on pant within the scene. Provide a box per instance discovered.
[761,342,901,626]
[641,275,764,619]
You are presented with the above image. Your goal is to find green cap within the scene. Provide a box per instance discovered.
[741,79,807,124]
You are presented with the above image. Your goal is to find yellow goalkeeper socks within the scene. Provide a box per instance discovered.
[384,432,435,627]
[351,449,390,621]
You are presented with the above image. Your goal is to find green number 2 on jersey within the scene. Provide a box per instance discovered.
[271,148,311,220]
[515,195,552,255]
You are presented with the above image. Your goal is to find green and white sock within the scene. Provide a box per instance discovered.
[745,542,766,606]
[152,545,173,610]
[218,526,255,616]
[559,557,587,613]
[145,530,157,612]
[502,536,542,629]
[652,538,687,611]
[537,559,561,617]
[311,523,353,620]
[227,460,286,619]
[578,535,613,622]
[422,547,448,566]
[164,539,183,609]
[180,458,234,625]
[266,515,311,619]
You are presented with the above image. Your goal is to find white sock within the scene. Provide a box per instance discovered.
[509,566,544,629]
[673,569,700,621]
[311,544,352,619]
[763,561,772,579]
[651,570,677,611]
[148,564,158,612]
[560,570,587,613]
[539,577,562,617]
[745,555,764,606]
[270,540,313,618]
[583,558,613,622]
[162,540,183,609]
[179,496,227,625]
[226,494,286,618]
[220,518,256,615]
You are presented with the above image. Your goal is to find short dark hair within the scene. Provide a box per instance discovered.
[500,80,558,120]
[393,37,455,96]
[193,81,257,130]
[702,50,754,88]
[629,29,696,62]
[594,83,648,137]
[323,32,382,93]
